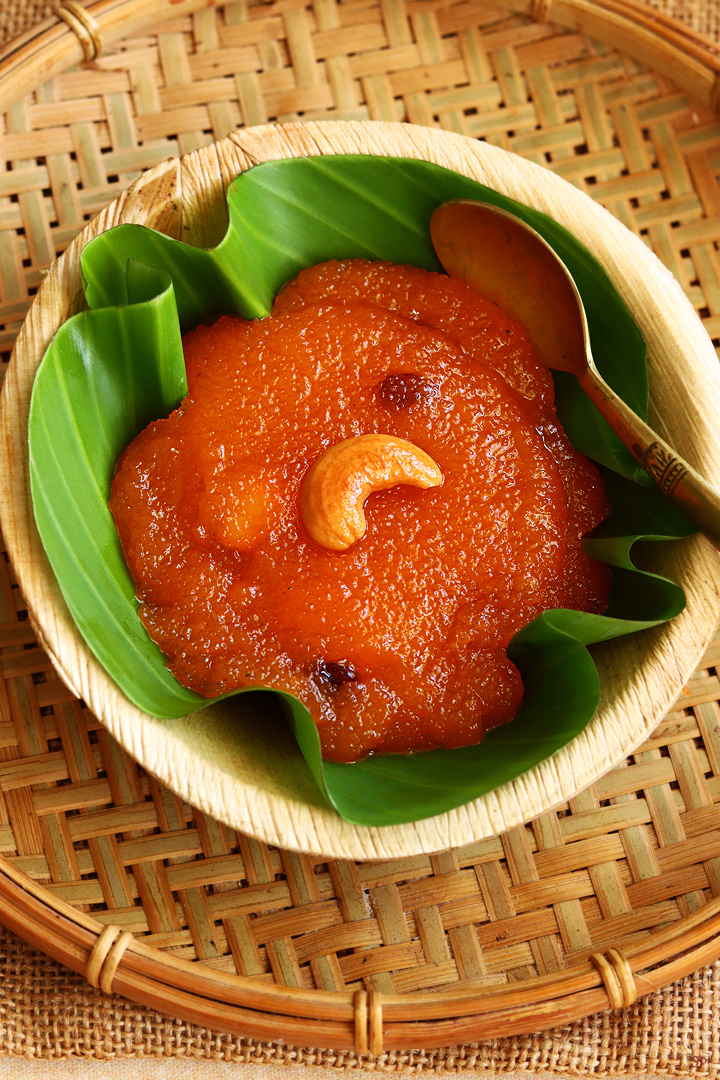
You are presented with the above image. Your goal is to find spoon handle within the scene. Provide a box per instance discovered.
[579,369,720,545]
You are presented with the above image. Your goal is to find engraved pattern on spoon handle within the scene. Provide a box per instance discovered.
[579,371,720,547]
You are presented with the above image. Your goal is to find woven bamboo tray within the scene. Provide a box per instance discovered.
[1,0,720,1053]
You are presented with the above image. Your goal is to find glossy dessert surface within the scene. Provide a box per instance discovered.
[110,261,610,762]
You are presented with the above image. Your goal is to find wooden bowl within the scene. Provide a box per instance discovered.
[2,119,720,861]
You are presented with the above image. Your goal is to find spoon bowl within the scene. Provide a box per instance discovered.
[430,199,720,545]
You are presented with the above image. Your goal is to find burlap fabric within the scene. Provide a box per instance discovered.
[1,0,720,1069]
[2,929,719,1068]
[0,2,51,46]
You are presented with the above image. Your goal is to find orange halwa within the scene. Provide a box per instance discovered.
[110,260,610,763]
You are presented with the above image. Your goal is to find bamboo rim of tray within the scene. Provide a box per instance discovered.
[2,850,720,1051]
[1,0,720,116]
[1,0,720,1052]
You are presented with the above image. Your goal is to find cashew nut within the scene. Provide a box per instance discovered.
[300,434,443,552]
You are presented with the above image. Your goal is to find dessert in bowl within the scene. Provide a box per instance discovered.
[3,120,720,859]
[109,256,611,764]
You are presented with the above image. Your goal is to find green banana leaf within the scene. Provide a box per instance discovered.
[29,156,693,827]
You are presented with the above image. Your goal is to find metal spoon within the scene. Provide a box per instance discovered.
[430,198,720,545]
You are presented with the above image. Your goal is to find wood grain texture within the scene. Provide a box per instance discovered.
[2,118,720,860]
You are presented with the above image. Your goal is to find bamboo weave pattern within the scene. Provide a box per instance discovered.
[2,561,719,989]
[2,2,720,365]
[1,0,720,1062]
